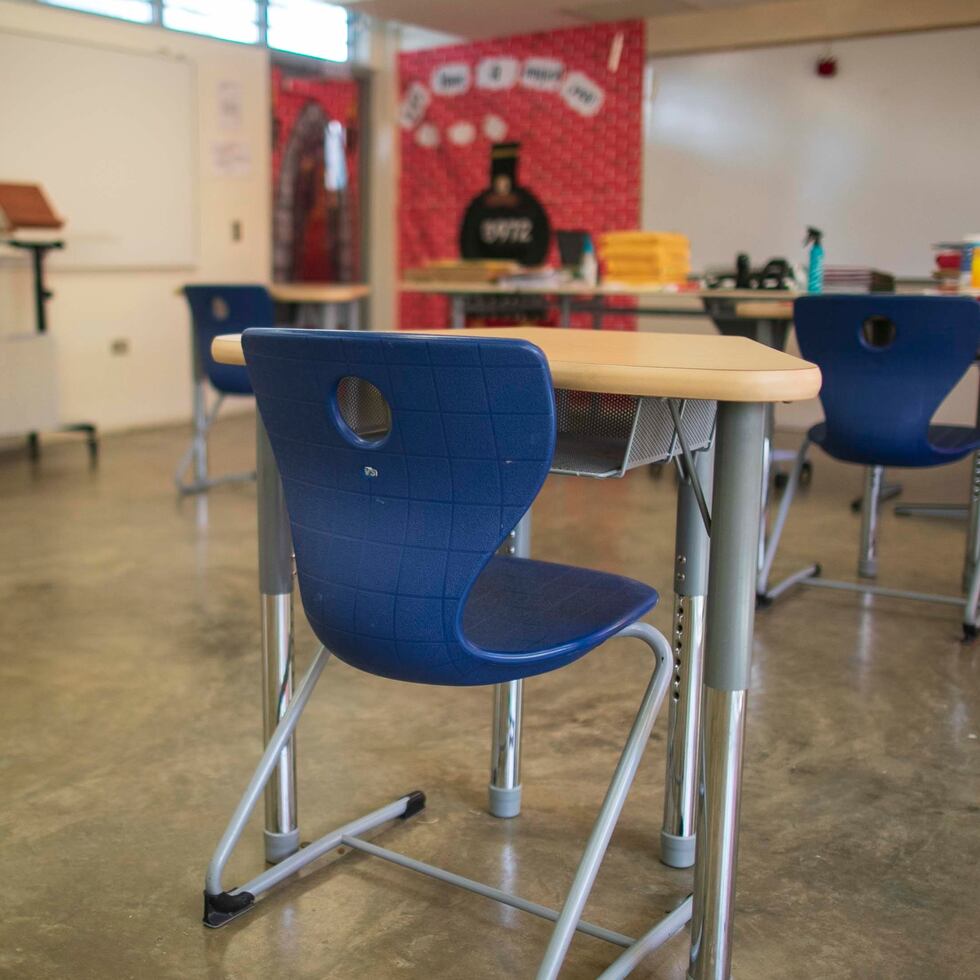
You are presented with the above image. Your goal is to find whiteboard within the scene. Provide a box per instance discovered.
[643,27,980,277]
[0,30,196,269]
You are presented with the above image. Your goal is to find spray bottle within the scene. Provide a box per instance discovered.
[804,227,824,293]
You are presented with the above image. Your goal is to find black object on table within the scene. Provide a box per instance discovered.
[5,239,99,465]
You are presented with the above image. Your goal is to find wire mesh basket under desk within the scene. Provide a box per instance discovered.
[551,390,715,479]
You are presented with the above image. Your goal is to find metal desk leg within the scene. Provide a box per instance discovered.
[662,446,712,869]
[559,295,571,329]
[257,415,300,863]
[689,402,765,980]
[348,298,361,332]
[451,295,465,330]
[489,511,530,818]
[756,405,774,579]
[324,303,339,331]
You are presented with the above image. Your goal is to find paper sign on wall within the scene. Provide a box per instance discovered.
[521,58,564,91]
[211,140,251,177]
[399,81,430,129]
[431,63,471,96]
[217,80,244,131]
[476,57,519,91]
[561,71,604,116]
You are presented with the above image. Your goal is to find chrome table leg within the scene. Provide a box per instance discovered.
[662,446,712,869]
[257,415,300,863]
[489,511,530,818]
[688,401,765,980]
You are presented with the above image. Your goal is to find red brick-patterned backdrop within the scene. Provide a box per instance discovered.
[272,68,361,282]
[398,20,644,330]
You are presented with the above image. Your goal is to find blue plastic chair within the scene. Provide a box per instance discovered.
[174,285,269,493]
[203,329,681,978]
[758,295,980,631]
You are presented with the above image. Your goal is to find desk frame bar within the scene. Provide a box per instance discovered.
[662,445,712,868]
[689,401,765,980]
[257,415,300,862]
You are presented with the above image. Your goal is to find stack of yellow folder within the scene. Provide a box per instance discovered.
[598,231,690,285]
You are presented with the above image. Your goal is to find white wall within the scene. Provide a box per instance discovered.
[0,1,271,433]
[640,26,980,429]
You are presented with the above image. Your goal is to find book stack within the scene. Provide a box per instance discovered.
[823,266,895,293]
[598,231,690,286]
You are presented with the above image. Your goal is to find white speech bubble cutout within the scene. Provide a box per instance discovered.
[561,71,605,117]
[476,57,519,91]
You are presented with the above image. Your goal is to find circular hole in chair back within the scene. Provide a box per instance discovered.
[336,376,392,445]
[861,315,896,350]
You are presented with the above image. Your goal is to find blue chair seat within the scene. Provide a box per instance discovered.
[809,421,980,467]
[463,556,658,664]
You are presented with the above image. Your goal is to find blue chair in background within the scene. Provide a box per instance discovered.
[202,329,688,977]
[174,285,267,494]
[758,294,980,636]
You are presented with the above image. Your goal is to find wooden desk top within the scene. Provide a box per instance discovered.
[268,283,369,304]
[213,327,820,403]
[734,301,794,320]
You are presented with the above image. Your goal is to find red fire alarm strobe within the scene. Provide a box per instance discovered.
[817,56,837,77]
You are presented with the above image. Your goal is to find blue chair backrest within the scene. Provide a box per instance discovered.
[794,295,980,466]
[183,285,271,395]
[243,329,556,685]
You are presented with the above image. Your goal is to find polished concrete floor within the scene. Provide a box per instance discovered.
[1,414,978,980]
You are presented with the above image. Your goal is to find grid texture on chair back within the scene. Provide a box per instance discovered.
[243,329,556,685]
[183,285,271,395]
[794,295,980,466]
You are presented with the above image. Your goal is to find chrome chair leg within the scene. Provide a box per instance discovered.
[858,465,884,579]
[537,622,678,980]
[756,437,820,604]
[175,387,256,495]
[489,510,531,818]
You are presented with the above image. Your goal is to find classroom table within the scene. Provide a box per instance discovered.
[401,279,798,330]
[269,282,369,331]
[212,327,820,978]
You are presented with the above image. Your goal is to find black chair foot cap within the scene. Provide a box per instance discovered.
[756,593,773,610]
[813,563,822,578]
[400,790,427,820]
[203,890,255,928]
[962,623,978,643]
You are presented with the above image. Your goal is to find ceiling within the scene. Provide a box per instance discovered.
[347,0,794,41]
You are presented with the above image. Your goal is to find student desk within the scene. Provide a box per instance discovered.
[269,282,369,331]
[211,328,820,979]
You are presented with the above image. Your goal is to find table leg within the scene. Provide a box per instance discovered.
[661,445,712,869]
[451,296,465,330]
[257,415,300,863]
[756,406,774,580]
[559,295,571,329]
[348,298,361,332]
[489,510,530,818]
[324,303,339,331]
[689,401,765,980]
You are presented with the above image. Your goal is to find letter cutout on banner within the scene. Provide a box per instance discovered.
[521,57,564,91]
[399,81,430,129]
[561,71,605,116]
[476,57,519,91]
[431,63,472,96]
